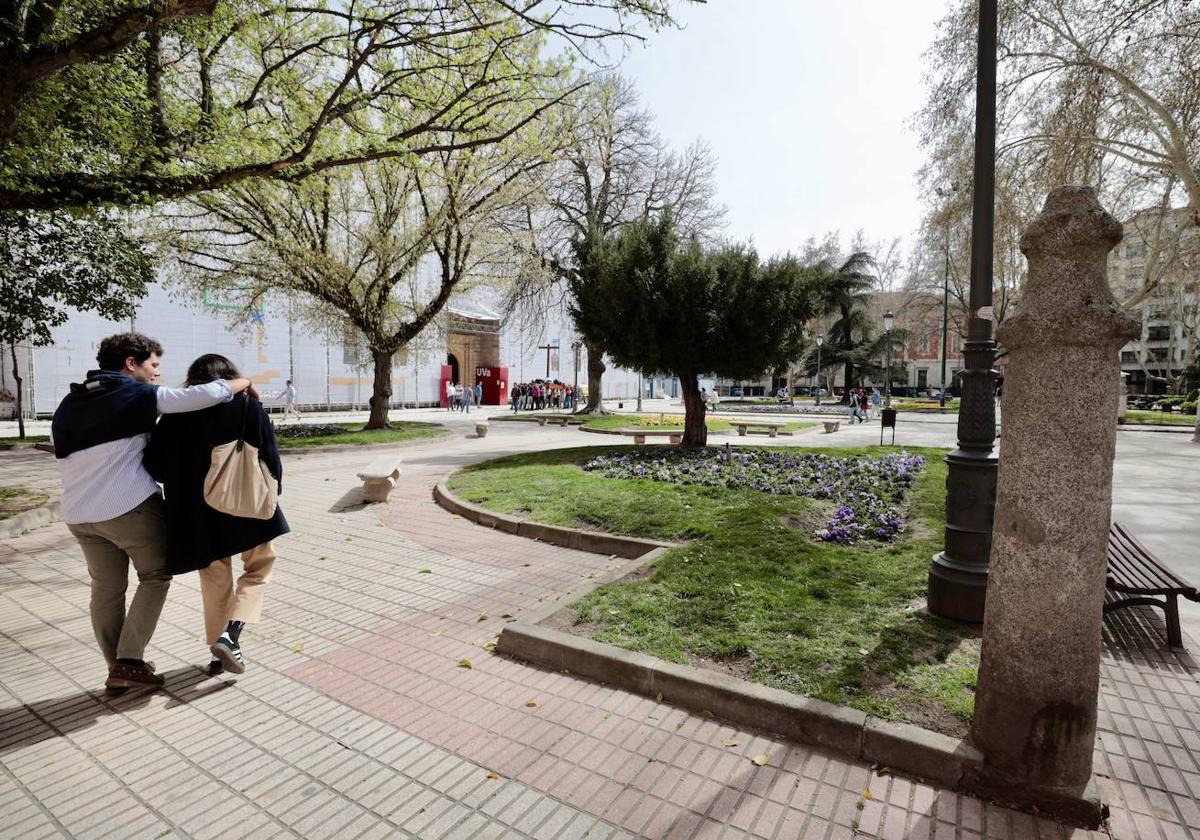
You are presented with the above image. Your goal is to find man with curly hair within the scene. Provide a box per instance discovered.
[52,332,257,692]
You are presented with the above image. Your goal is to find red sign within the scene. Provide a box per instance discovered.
[475,366,509,406]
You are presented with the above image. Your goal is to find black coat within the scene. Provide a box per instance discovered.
[144,394,289,574]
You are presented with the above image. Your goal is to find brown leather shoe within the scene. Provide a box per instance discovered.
[106,661,166,690]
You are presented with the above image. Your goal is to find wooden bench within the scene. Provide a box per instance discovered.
[536,415,572,427]
[617,429,683,445]
[1105,521,1199,648]
[356,458,402,503]
[822,421,840,434]
[735,422,783,438]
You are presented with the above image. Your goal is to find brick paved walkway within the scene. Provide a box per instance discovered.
[0,422,1195,838]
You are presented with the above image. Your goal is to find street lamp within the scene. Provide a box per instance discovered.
[928,0,999,624]
[883,310,894,408]
[815,335,824,406]
[935,183,959,409]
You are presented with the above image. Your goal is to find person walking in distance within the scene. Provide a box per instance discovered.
[278,380,301,421]
[51,333,257,691]
[445,379,455,411]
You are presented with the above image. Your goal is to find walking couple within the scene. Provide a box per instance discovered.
[52,333,289,692]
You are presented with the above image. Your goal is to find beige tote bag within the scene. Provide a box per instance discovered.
[203,398,278,520]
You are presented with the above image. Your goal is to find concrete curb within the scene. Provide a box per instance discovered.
[433,478,676,559]
[1117,423,1193,434]
[0,499,62,539]
[496,621,981,789]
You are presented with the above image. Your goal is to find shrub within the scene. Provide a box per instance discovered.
[272,423,349,439]
[1182,400,1197,416]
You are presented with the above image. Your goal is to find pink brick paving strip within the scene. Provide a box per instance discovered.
[0,431,1193,838]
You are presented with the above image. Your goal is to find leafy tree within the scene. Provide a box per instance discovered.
[572,214,822,447]
[510,74,724,413]
[809,251,890,401]
[172,124,552,428]
[0,1,685,211]
[0,211,153,437]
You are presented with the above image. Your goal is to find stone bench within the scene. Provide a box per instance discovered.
[822,421,841,434]
[735,422,783,437]
[537,415,572,427]
[617,429,683,445]
[1105,521,1199,648]
[356,458,402,503]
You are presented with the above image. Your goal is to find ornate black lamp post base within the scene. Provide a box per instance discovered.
[929,449,997,622]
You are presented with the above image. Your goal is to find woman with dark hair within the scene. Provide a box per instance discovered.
[144,354,289,675]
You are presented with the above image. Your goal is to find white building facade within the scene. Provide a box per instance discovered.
[2,258,648,417]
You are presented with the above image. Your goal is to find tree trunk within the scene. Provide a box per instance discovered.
[366,348,392,429]
[680,372,708,448]
[841,360,854,404]
[578,339,609,415]
[1193,409,1199,445]
[10,343,24,440]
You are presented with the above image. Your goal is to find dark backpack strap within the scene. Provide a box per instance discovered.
[235,394,251,451]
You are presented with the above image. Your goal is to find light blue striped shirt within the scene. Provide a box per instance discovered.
[59,380,235,524]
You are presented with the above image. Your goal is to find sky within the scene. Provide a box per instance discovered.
[616,1,949,258]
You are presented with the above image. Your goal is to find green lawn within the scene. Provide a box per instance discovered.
[448,444,978,737]
[274,421,448,449]
[1124,410,1195,426]
[0,435,50,446]
[580,414,816,434]
[890,398,960,412]
[0,487,49,520]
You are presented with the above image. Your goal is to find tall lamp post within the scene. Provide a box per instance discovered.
[928,0,999,623]
[883,310,894,408]
[815,335,824,406]
[935,183,959,409]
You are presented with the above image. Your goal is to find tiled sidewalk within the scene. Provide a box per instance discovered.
[0,424,1193,838]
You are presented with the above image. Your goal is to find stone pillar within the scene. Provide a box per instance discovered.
[967,187,1140,824]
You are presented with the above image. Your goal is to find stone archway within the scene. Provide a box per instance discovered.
[447,353,460,385]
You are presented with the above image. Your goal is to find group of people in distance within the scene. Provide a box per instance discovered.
[510,379,575,411]
[52,332,287,692]
[444,380,483,412]
[848,386,883,423]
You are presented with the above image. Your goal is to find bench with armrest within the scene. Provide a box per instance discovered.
[1105,521,1199,648]
[616,429,683,445]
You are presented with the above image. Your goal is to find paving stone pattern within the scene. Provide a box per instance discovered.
[0,423,1192,838]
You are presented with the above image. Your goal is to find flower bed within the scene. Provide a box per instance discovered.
[273,422,348,439]
[583,449,926,544]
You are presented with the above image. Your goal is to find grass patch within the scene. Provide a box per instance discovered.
[0,486,49,520]
[890,398,960,412]
[275,421,447,449]
[1124,410,1194,426]
[0,435,50,446]
[449,444,979,736]
[581,414,815,434]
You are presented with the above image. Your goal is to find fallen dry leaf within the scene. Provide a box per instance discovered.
[418,568,432,574]
[457,659,473,669]
[525,701,538,708]
[701,710,714,719]
[863,788,874,801]
[858,648,869,656]
[655,692,663,702]
[484,641,497,651]
[486,771,500,780]
[751,754,769,767]
[723,739,740,748]
[477,613,488,622]
[500,613,514,619]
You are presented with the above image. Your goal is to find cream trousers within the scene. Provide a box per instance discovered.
[198,542,276,644]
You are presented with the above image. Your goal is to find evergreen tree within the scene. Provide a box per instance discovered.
[573,214,822,446]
